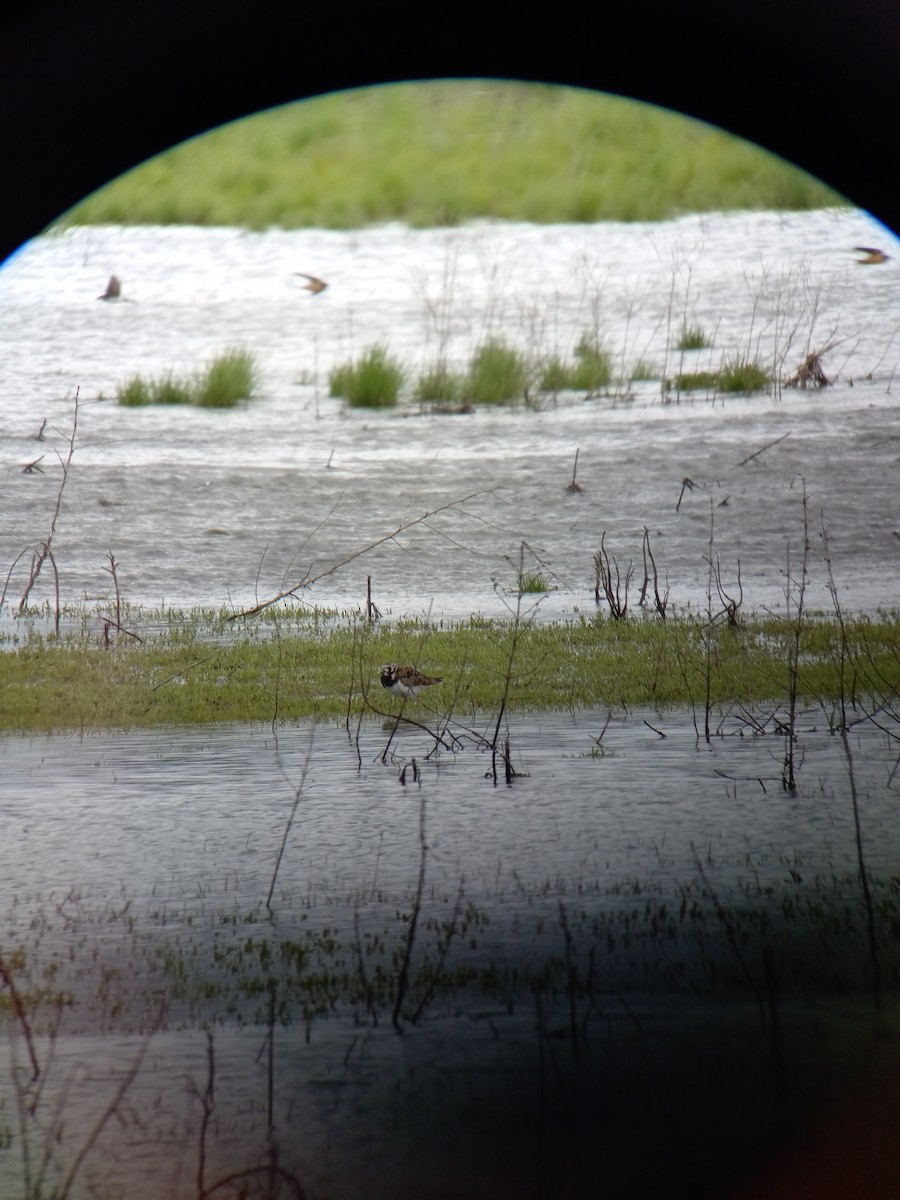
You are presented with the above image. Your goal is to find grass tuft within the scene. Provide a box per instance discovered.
[665,358,770,395]
[666,370,719,393]
[116,348,258,408]
[718,356,771,393]
[467,340,529,405]
[195,347,259,407]
[629,358,659,382]
[677,323,711,351]
[414,363,467,405]
[538,356,573,393]
[571,335,613,392]
[330,345,405,408]
[516,571,550,594]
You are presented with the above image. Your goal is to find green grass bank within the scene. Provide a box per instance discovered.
[1,611,896,732]
[58,81,845,231]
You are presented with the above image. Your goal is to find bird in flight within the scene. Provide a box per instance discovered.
[97,275,122,299]
[295,273,328,294]
[854,247,889,265]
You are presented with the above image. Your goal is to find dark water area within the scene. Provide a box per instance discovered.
[2,211,900,1197]
[1,709,899,1198]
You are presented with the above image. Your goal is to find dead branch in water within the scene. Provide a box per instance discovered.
[736,429,791,468]
[638,526,669,618]
[565,447,583,493]
[675,476,696,512]
[365,574,381,622]
[784,339,838,389]
[594,533,632,620]
[16,388,82,632]
[228,488,495,621]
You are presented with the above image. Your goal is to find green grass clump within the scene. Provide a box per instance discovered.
[718,356,771,393]
[195,347,259,407]
[571,335,613,392]
[467,339,529,405]
[117,377,154,407]
[666,357,771,395]
[666,370,720,393]
[516,571,550,594]
[117,372,193,406]
[414,363,467,405]
[677,323,711,351]
[537,341,613,394]
[330,345,405,408]
[629,358,659,382]
[115,348,257,408]
[538,356,573,393]
[59,81,846,232]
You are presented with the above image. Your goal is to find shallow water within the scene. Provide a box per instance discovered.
[1,210,899,623]
[2,710,899,1197]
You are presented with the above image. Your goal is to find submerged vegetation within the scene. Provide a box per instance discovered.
[58,81,845,231]
[115,347,258,408]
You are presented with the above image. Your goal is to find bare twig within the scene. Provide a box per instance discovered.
[19,388,81,624]
[593,533,632,620]
[675,476,696,512]
[736,429,791,468]
[782,480,809,793]
[565,448,583,493]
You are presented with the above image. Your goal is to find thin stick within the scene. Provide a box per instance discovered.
[19,388,81,616]
[565,448,583,493]
[736,429,791,468]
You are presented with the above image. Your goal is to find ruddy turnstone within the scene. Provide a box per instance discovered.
[854,247,889,265]
[380,664,442,699]
[295,273,328,294]
[97,275,122,300]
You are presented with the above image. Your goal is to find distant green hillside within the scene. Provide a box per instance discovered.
[60,80,846,231]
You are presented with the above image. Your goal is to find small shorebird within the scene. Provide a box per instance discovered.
[97,275,122,300]
[380,664,442,699]
[854,247,889,265]
[295,273,328,294]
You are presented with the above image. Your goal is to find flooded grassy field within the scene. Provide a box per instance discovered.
[2,209,900,1197]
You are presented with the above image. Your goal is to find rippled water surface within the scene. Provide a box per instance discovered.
[1,209,899,619]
